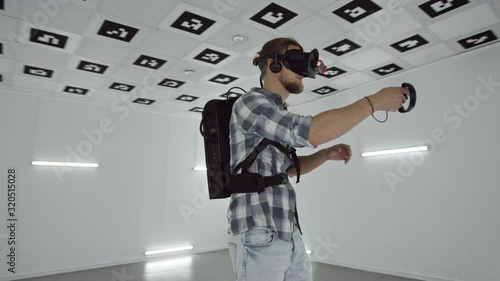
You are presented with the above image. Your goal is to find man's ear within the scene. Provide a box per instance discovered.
[266,58,273,70]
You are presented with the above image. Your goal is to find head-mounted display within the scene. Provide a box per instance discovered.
[258,49,326,78]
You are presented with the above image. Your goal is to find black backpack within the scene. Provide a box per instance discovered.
[199,90,300,199]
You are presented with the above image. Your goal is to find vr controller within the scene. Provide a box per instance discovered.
[399,82,417,113]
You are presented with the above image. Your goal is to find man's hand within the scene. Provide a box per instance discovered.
[369,87,409,112]
[324,144,352,164]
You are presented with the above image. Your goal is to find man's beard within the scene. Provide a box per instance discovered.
[280,75,303,94]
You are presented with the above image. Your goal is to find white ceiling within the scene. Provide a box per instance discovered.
[0,0,499,118]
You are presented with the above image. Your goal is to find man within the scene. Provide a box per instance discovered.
[227,37,407,281]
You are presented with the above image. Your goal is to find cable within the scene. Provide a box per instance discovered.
[364,96,388,123]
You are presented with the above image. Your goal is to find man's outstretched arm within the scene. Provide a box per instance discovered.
[288,144,352,178]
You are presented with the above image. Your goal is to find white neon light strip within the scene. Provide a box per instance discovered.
[31,161,99,168]
[145,246,194,256]
[361,146,429,157]
[193,166,207,171]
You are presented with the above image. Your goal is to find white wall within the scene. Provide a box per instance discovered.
[0,92,230,279]
[292,43,500,281]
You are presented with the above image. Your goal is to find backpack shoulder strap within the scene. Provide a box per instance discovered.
[233,138,301,183]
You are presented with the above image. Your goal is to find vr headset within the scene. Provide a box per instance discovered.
[258,48,327,78]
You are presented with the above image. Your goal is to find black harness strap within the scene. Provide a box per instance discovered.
[233,138,301,184]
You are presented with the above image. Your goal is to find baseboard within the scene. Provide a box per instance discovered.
[0,245,229,281]
[309,256,457,281]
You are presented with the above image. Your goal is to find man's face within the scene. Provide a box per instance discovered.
[278,45,304,94]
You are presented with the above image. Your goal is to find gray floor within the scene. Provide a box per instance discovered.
[15,250,423,281]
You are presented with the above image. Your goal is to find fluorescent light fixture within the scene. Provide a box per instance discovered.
[193,166,207,171]
[361,146,429,157]
[32,161,99,168]
[145,246,194,256]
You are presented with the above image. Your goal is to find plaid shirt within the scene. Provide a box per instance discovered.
[227,87,314,241]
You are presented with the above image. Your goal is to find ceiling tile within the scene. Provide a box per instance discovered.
[0,57,14,72]
[0,73,13,90]
[20,0,95,35]
[0,0,21,18]
[89,89,126,102]
[220,55,258,77]
[446,22,500,53]
[138,29,201,59]
[97,0,178,27]
[428,2,499,40]
[364,10,423,45]
[367,58,413,77]
[205,21,274,54]
[15,21,82,53]
[15,62,60,81]
[158,2,230,40]
[183,42,240,69]
[58,70,109,90]
[139,88,179,101]
[318,0,385,30]
[181,78,232,99]
[339,47,395,70]
[110,66,157,85]
[72,0,99,9]
[402,43,455,67]
[12,74,58,92]
[288,0,333,12]
[67,55,117,77]
[180,0,256,19]
[282,14,348,50]
[164,59,215,82]
[11,85,53,97]
[16,43,72,70]
[124,50,179,73]
[83,12,154,48]
[331,72,377,89]
[75,38,135,65]
[153,96,203,111]
[0,38,17,58]
[237,0,314,34]
[0,16,18,41]
[54,82,97,100]
[379,26,445,57]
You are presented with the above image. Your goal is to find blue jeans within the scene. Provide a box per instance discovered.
[228,226,313,281]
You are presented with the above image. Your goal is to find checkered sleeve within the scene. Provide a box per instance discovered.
[235,93,314,148]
